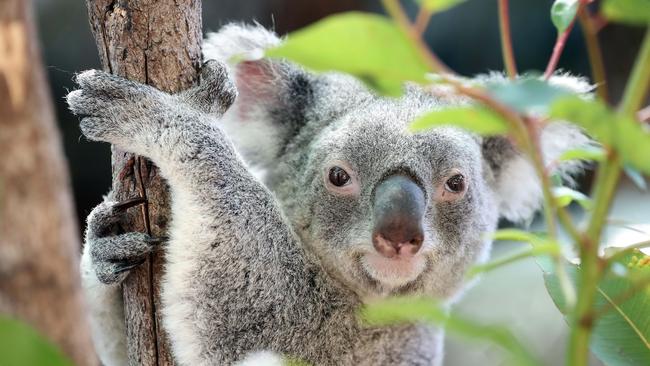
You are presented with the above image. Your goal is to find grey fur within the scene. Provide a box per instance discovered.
[69,25,589,366]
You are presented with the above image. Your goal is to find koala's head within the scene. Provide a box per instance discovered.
[204,25,590,301]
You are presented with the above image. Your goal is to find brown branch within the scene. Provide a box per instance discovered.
[85,1,203,365]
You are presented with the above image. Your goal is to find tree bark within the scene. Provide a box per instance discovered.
[0,0,98,365]
[85,1,202,365]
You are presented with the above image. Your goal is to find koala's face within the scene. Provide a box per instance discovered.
[291,96,499,300]
[216,44,587,301]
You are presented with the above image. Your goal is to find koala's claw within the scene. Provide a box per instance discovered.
[178,60,238,115]
[113,258,147,275]
[113,196,147,211]
[67,70,165,146]
[85,200,166,284]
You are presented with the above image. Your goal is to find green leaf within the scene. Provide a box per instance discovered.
[266,12,430,96]
[486,77,573,114]
[603,0,650,25]
[409,106,509,134]
[550,97,650,175]
[0,316,72,366]
[551,0,580,34]
[362,297,541,366]
[491,229,557,249]
[558,145,606,163]
[418,0,468,13]
[552,186,592,209]
[541,251,650,365]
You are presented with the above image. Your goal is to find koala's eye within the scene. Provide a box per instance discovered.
[328,166,351,187]
[444,174,465,193]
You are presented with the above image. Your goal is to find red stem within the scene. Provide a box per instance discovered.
[498,0,518,78]
[544,20,576,79]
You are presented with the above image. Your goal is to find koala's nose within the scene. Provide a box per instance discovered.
[372,174,425,258]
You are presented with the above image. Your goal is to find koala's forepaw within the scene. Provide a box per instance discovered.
[179,60,238,115]
[67,70,164,146]
[86,199,165,284]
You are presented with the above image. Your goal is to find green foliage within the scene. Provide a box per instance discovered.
[266,13,429,96]
[409,106,509,135]
[603,0,650,25]
[361,297,541,366]
[551,97,650,175]
[558,146,606,163]
[486,77,572,114]
[550,0,580,34]
[0,316,72,366]
[417,0,468,13]
[552,186,592,209]
[542,251,650,366]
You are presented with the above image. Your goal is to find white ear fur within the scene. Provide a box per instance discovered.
[202,24,287,179]
[487,73,594,222]
[203,23,281,65]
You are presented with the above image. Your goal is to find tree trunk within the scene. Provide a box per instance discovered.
[0,0,98,365]
[85,1,202,365]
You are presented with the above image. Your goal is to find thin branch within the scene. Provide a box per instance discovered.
[619,27,650,116]
[578,7,608,102]
[544,21,577,79]
[414,6,432,35]
[498,0,517,78]
[381,0,453,74]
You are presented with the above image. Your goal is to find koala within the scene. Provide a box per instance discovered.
[68,24,590,366]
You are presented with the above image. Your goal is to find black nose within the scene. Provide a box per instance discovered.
[372,174,425,258]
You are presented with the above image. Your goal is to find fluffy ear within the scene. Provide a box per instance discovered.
[203,24,316,170]
[481,74,594,223]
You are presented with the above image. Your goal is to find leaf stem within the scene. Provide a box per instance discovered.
[414,6,432,35]
[619,27,650,117]
[498,0,517,79]
[568,26,650,366]
[544,20,577,79]
[577,7,608,102]
[381,0,453,74]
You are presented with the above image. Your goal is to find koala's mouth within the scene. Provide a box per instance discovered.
[359,252,427,289]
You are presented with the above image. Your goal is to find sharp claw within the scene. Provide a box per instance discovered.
[145,236,168,245]
[113,258,146,274]
[114,196,147,211]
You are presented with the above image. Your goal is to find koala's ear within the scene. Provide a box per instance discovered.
[481,74,594,223]
[203,24,315,169]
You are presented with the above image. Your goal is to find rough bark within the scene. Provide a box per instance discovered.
[85,1,202,365]
[0,0,98,365]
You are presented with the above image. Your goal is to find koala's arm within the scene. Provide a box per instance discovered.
[68,62,332,364]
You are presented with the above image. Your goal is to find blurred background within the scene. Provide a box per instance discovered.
[32,0,648,364]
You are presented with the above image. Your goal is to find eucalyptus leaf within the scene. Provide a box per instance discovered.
[550,97,650,175]
[0,316,72,366]
[486,77,573,114]
[558,146,606,163]
[551,0,580,34]
[410,106,509,135]
[552,186,592,209]
[541,251,650,365]
[603,0,650,25]
[362,297,541,366]
[491,228,555,248]
[266,13,430,96]
[418,0,468,13]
